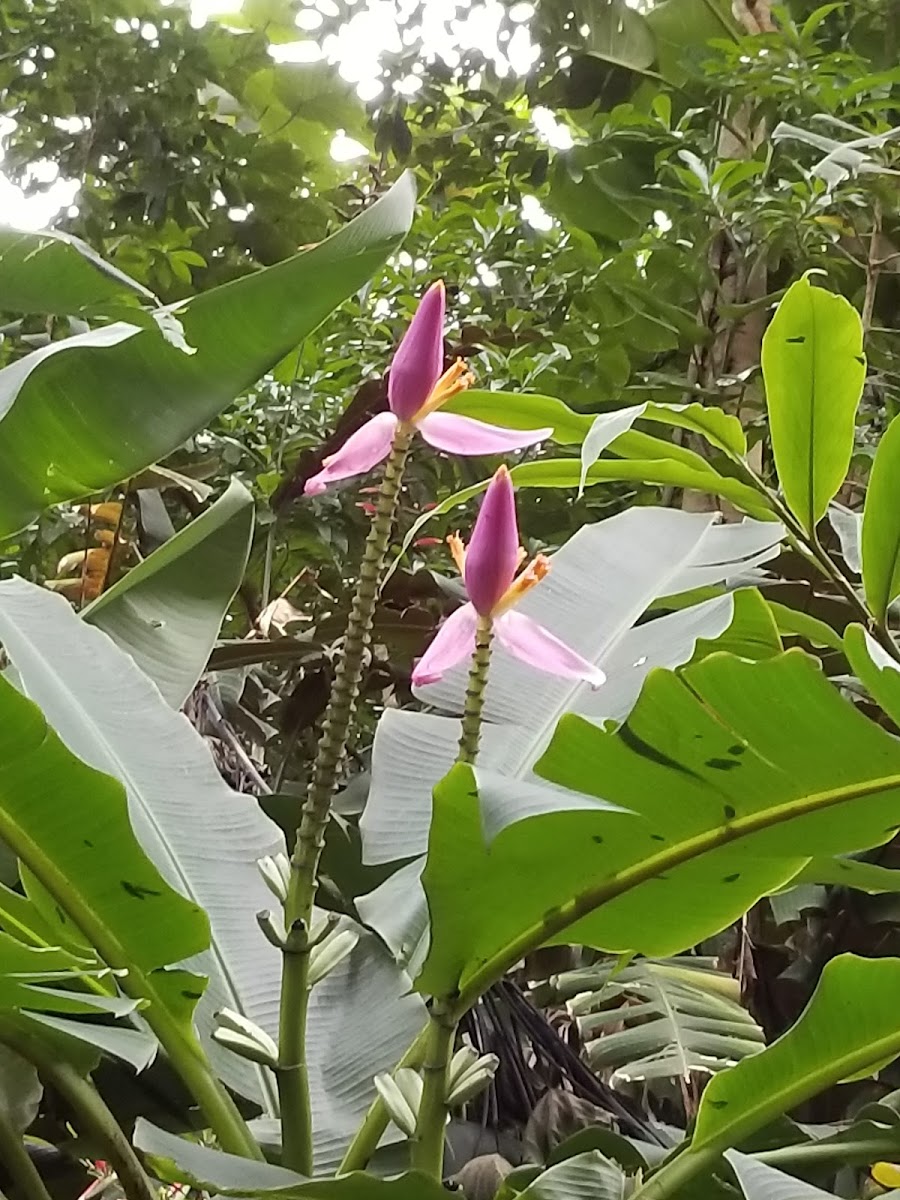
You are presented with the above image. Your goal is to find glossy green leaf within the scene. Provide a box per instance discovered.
[83,478,254,706]
[843,623,900,723]
[0,171,415,536]
[0,226,154,315]
[395,457,775,563]
[134,1118,449,1199]
[639,958,900,1198]
[583,0,655,70]
[517,1151,630,1200]
[0,669,210,1082]
[761,277,865,533]
[445,390,746,458]
[512,453,768,515]
[419,651,900,1000]
[765,601,843,651]
[725,1152,839,1199]
[862,415,900,622]
[23,1010,157,1072]
[0,676,207,972]
[787,856,900,893]
[0,578,280,1109]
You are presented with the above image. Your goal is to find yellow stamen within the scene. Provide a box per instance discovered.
[414,358,475,421]
[447,532,467,575]
[493,554,551,616]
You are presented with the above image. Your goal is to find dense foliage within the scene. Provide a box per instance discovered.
[2,0,900,1198]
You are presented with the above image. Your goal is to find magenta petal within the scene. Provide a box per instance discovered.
[388,282,446,422]
[412,603,478,686]
[463,466,521,618]
[417,412,552,456]
[494,611,606,687]
[303,412,399,495]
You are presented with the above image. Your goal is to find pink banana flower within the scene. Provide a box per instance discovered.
[304,281,551,496]
[412,466,606,688]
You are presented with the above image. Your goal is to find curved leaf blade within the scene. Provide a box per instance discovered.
[0,579,282,1108]
[861,415,900,622]
[0,171,416,536]
[652,958,900,1191]
[0,226,155,314]
[83,479,255,706]
[134,1117,449,1198]
[761,277,865,533]
[418,651,900,998]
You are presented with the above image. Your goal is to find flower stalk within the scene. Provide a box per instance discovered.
[279,424,413,1172]
[458,617,493,764]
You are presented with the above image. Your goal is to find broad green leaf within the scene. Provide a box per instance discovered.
[83,478,254,706]
[0,226,155,314]
[134,1118,449,1199]
[725,1151,838,1199]
[364,516,780,975]
[756,1119,900,1172]
[517,1151,631,1200]
[23,1010,158,1071]
[787,856,900,893]
[692,589,782,662]
[418,651,900,999]
[0,673,210,1080]
[0,578,280,1109]
[0,581,425,1150]
[639,958,900,1198]
[761,277,865,533]
[445,390,746,459]
[0,677,207,972]
[862,415,900,621]
[365,509,781,866]
[0,171,416,536]
[583,0,655,70]
[765,601,843,651]
[0,1045,40,1131]
[843,623,900,722]
[394,457,775,575]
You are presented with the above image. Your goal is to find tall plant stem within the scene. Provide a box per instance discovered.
[41,1061,156,1200]
[279,425,414,1172]
[457,617,493,763]
[411,623,495,1179]
[411,1002,455,1179]
[0,1112,52,1200]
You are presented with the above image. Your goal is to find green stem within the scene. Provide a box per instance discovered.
[0,1113,52,1200]
[277,922,313,1175]
[457,617,493,764]
[280,425,414,1173]
[411,1004,456,1179]
[630,1144,715,1200]
[41,1061,156,1200]
[339,1025,429,1173]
